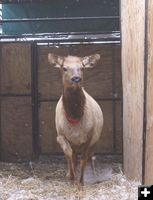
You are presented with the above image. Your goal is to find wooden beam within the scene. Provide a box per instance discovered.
[144,0,153,185]
[121,0,145,182]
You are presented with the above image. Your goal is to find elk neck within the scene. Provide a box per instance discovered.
[62,85,86,121]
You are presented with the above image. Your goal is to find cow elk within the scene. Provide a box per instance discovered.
[48,53,103,186]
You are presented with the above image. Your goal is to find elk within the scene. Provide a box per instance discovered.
[48,53,103,185]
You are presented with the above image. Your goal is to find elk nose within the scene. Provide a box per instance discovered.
[71,76,82,83]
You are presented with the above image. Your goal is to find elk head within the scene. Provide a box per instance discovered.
[48,53,100,88]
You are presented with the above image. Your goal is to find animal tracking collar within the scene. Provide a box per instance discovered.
[65,113,81,125]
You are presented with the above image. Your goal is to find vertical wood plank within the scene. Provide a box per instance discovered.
[121,0,145,181]
[144,0,153,185]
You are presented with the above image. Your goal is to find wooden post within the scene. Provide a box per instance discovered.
[144,0,153,185]
[121,1,145,182]
[122,0,153,184]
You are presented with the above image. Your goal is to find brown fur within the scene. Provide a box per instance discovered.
[62,86,85,120]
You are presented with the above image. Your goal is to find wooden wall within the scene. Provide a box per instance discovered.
[0,43,122,161]
[0,44,33,162]
[38,44,122,154]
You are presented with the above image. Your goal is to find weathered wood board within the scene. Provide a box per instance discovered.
[121,0,145,182]
[144,0,153,185]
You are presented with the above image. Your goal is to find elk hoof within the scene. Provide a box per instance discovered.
[77,181,84,190]
[66,171,75,180]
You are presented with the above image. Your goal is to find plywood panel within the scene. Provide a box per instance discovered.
[121,0,145,181]
[1,44,31,94]
[144,0,153,185]
[39,101,113,154]
[38,45,121,99]
[1,97,33,162]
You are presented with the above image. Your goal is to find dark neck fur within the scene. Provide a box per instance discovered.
[62,86,85,120]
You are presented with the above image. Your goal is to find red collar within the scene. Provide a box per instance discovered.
[65,113,80,125]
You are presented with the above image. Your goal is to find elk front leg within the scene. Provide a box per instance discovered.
[57,135,76,180]
[66,150,77,180]
[79,147,91,185]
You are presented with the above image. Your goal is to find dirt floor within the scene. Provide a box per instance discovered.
[0,155,140,200]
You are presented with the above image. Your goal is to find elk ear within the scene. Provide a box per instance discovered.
[82,54,100,68]
[48,53,64,68]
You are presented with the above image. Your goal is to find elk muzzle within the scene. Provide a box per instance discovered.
[71,76,82,83]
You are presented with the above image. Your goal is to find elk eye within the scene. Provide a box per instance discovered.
[63,67,67,72]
